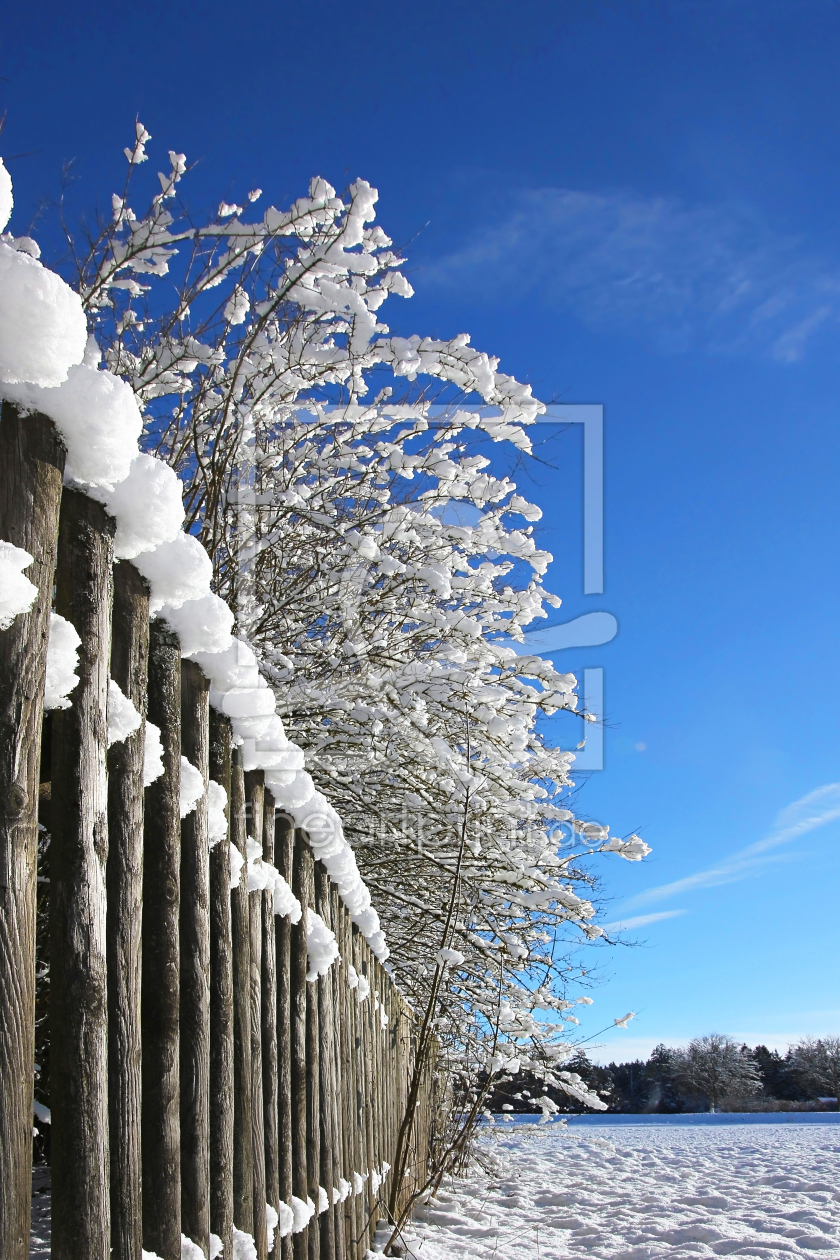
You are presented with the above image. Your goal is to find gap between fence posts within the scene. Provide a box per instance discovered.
[180,659,211,1255]
[209,711,234,1259]
[142,618,182,1260]
[0,404,65,1260]
[107,560,150,1260]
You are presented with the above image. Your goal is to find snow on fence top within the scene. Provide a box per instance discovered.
[0,157,388,961]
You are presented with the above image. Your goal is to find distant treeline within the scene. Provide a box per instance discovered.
[487,1042,840,1114]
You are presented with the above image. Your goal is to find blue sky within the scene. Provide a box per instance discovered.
[4,0,839,1062]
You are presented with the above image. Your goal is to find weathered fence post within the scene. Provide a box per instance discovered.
[209,711,234,1259]
[180,659,211,1254]
[107,560,150,1260]
[305,848,321,1260]
[275,813,295,1260]
[356,933,375,1254]
[246,769,268,1260]
[290,829,311,1260]
[333,895,354,1258]
[315,864,337,1260]
[262,790,280,1257]
[345,911,364,1257]
[142,618,182,1260]
[50,488,115,1260]
[231,748,254,1235]
[0,403,65,1260]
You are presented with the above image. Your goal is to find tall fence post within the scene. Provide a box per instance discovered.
[315,864,337,1260]
[142,618,182,1260]
[290,829,311,1260]
[304,846,321,1260]
[246,769,268,1259]
[107,560,150,1260]
[275,813,295,1260]
[180,659,211,1254]
[262,790,280,1257]
[209,711,234,1259]
[50,489,115,1260]
[0,403,65,1260]
[231,748,254,1235]
[334,895,354,1258]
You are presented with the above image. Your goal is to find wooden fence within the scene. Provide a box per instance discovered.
[0,401,438,1260]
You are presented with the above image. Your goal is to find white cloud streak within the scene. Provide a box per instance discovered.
[620,783,840,910]
[424,188,840,361]
[600,910,686,933]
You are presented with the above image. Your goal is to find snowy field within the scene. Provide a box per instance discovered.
[399,1119,840,1260]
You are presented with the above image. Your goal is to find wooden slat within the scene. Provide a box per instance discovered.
[275,814,295,1260]
[141,617,182,1260]
[180,660,211,1253]
[106,560,149,1260]
[314,864,336,1260]
[246,769,268,1260]
[50,489,115,1260]
[231,749,254,1235]
[262,790,280,1257]
[290,830,311,1260]
[209,711,234,1260]
[0,405,64,1260]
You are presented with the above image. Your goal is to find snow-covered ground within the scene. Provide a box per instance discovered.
[398,1119,840,1259]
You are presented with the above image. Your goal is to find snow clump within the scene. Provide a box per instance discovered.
[207,780,228,847]
[158,592,234,657]
[143,721,165,787]
[179,755,205,818]
[0,158,12,229]
[231,1228,257,1260]
[133,533,213,615]
[265,1203,279,1253]
[306,908,339,981]
[229,842,245,890]
[275,1200,295,1239]
[95,453,184,559]
[290,1195,316,1233]
[3,363,143,490]
[43,612,81,710]
[601,834,651,861]
[107,678,142,746]
[0,541,37,630]
[0,243,86,388]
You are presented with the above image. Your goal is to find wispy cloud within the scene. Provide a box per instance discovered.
[620,783,840,910]
[600,910,686,933]
[423,188,840,360]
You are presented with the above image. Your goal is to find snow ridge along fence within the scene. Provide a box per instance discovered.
[0,400,438,1260]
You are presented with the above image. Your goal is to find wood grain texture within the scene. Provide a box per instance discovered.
[290,831,311,1260]
[142,618,182,1260]
[231,750,254,1234]
[209,712,234,1260]
[275,814,294,1260]
[180,660,211,1254]
[50,489,114,1260]
[107,561,150,1260]
[246,771,268,1260]
[315,865,337,1260]
[0,404,64,1260]
[262,791,280,1257]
